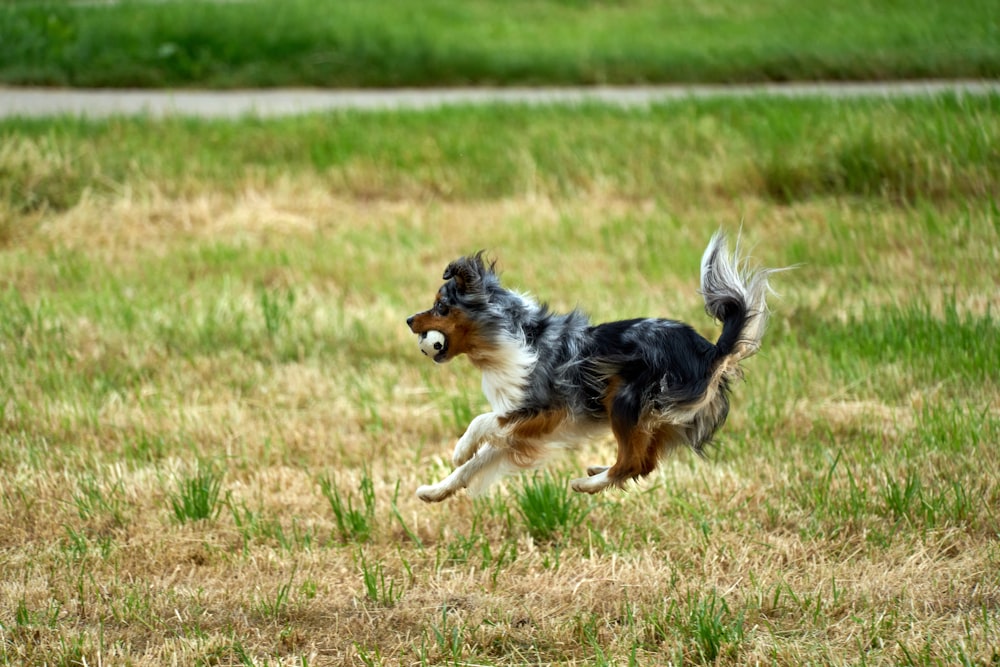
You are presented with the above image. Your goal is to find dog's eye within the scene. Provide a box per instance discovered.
[435,302,450,316]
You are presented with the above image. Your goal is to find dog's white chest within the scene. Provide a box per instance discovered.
[479,337,537,414]
[481,375,521,413]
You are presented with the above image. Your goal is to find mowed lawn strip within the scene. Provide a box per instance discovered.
[0,95,998,665]
[1,0,999,88]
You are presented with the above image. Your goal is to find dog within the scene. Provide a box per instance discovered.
[406,231,777,502]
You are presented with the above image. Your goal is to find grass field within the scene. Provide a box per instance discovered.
[2,0,999,88]
[1,93,999,665]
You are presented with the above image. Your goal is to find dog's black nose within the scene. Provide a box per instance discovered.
[406,315,414,328]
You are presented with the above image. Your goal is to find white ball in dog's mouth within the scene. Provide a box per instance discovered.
[417,330,447,358]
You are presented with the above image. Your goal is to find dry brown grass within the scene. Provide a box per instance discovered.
[1,180,998,666]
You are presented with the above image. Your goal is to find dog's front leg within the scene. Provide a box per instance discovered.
[417,444,507,503]
[452,412,500,467]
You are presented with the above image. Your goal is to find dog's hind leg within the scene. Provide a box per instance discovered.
[417,444,509,503]
[572,426,653,493]
[572,390,656,494]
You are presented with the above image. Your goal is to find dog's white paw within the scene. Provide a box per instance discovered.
[571,470,611,494]
[586,465,610,477]
[416,484,454,503]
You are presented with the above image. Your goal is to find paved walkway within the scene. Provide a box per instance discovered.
[1,80,998,118]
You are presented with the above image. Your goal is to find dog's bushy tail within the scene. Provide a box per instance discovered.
[700,231,776,365]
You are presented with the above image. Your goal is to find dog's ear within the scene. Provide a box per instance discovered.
[443,251,495,299]
[442,258,477,293]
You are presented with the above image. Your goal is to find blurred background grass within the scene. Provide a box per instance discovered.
[4,95,997,215]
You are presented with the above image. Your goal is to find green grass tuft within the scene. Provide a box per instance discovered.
[358,551,404,607]
[319,471,377,543]
[514,472,592,544]
[170,463,224,523]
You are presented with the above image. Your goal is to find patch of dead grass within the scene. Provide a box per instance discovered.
[20,185,998,324]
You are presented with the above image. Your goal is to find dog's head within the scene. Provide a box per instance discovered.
[406,252,501,364]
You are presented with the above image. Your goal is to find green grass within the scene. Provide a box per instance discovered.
[0,95,998,664]
[514,472,593,544]
[358,551,404,607]
[2,94,997,215]
[319,470,377,543]
[170,463,224,523]
[801,300,998,400]
[1,0,998,88]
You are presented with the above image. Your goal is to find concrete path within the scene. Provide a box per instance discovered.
[1,80,997,118]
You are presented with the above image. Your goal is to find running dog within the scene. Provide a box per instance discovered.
[406,231,777,502]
